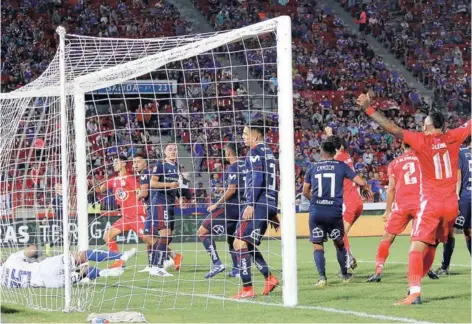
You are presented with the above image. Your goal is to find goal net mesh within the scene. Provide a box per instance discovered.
[0,19,292,312]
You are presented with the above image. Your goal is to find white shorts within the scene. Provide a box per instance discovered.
[40,254,75,288]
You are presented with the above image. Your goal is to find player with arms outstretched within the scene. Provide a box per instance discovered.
[325,127,366,270]
[198,143,245,278]
[101,156,146,268]
[358,91,471,304]
[232,121,280,299]
[141,144,180,277]
[133,155,182,273]
[0,244,136,288]
[303,141,369,287]
[435,136,472,275]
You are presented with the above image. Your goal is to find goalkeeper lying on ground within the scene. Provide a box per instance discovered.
[0,245,136,288]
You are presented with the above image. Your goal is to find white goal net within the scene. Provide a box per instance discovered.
[0,17,297,312]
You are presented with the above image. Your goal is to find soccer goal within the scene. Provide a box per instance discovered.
[0,17,297,312]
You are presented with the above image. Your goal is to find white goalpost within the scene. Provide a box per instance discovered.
[0,16,297,312]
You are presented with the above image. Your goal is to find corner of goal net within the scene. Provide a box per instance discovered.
[87,311,147,323]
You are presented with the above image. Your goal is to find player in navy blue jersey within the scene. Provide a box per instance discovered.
[139,144,180,277]
[232,120,280,300]
[197,143,246,279]
[43,183,63,256]
[134,154,183,274]
[436,136,472,276]
[303,141,369,287]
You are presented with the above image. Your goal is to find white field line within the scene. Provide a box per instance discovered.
[94,283,434,324]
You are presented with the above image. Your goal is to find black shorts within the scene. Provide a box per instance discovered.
[235,204,277,246]
[309,207,344,244]
[454,197,471,230]
[201,204,241,236]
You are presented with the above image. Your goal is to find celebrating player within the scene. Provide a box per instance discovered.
[325,127,367,270]
[100,156,146,268]
[133,155,182,273]
[141,143,180,277]
[303,141,369,287]
[358,91,471,305]
[198,143,245,279]
[0,244,136,288]
[435,136,472,275]
[232,120,280,299]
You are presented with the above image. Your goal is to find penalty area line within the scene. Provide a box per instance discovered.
[95,283,434,324]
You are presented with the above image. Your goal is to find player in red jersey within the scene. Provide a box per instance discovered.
[325,127,367,270]
[367,144,418,280]
[358,91,471,305]
[100,156,146,268]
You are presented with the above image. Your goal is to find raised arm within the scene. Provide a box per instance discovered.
[357,91,404,138]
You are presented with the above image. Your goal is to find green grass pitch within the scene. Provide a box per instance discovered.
[2,236,470,323]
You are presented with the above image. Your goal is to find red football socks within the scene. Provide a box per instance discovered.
[422,246,437,277]
[108,240,119,252]
[375,240,391,274]
[407,250,423,288]
[343,234,351,253]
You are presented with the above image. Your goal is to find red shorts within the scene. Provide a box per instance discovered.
[342,200,363,225]
[112,216,146,238]
[411,197,459,245]
[384,203,415,235]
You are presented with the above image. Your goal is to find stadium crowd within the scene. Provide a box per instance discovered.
[1,0,470,209]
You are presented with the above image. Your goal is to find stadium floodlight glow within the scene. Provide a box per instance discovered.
[0,16,297,311]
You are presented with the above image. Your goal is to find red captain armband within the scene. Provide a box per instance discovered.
[366,106,376,116]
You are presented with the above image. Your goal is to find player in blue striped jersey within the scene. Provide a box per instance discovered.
[232,120,280,299]
[198,143,246,279]
[303,141,369,287]
[436,136,472,275]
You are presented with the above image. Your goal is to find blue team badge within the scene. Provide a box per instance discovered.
[250,229,262,241]
[312,227,324,239]
[116,188,129,201]
[330,229,342,240]
[212,225,225,235]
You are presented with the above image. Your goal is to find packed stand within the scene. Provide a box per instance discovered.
[337,0,471,115]
[191,0,452,201]
[1,0,191,91]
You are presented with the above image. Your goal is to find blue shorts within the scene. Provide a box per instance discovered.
[143,203,175,234]
[201,204,241,236]
[455,197,471,230]
[235,204,277,246]
[309,207,344,244]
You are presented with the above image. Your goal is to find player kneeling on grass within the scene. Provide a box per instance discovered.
[198,143,245,279]
[232,121,280,299]
[0,244,136,288]
[303,141,370,287]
